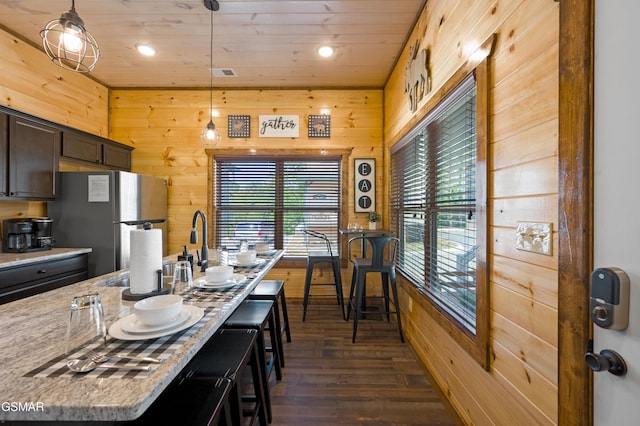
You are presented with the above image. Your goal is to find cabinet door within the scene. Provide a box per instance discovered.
[61,131,101,163]
[8,116,60,199]
[103,142,132,170]
[0,113,7,196]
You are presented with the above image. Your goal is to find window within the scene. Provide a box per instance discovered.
[392,75,478,331]
[213,154,343,258]
[389,35,492,369]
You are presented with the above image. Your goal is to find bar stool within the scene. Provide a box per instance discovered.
[224,300,282,423]
[183,328,268,426]
[347,235,404,343]
[249,279,291,368]
[302,229,346,321]
[130,377,234,425]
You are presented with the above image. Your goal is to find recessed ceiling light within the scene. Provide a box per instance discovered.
[317,45,334,58]
[136,43,156,57]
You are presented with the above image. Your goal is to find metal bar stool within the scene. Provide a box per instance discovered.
[347,235,404,343]
[302,229,346,321]
[249,279,291,368]
[183,328,268,426]
[224,300,282,423]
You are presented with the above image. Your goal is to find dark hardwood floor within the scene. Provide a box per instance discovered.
[267,302,462,425]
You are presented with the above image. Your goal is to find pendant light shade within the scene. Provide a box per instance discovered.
[200,0,221,148]
[40,0,100,73]
[201,119,222,147]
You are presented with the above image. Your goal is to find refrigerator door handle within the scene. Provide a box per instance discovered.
[119,219,166,226]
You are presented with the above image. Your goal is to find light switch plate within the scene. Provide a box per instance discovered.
[516,222,552,255]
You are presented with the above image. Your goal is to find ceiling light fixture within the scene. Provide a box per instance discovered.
[317,45,335,58]
[136,43,157,57]
[200,0,222,148]
[40,0,100,73]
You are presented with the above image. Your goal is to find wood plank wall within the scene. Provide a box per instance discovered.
[384,0,559,424]
[0,27,110,222]
[109,89,383,295]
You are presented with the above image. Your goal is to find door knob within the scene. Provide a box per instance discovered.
[585,349,627,376]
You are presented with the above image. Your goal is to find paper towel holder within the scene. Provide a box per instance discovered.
[122,269,172,301]
[122,222,171,301]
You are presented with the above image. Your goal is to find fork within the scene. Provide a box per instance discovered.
[86,350,162,364]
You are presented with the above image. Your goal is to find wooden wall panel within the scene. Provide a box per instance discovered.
[109,89,383,260]
[0,27,110,225]
[384,0,560,424]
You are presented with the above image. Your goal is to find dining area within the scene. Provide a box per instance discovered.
[0,248,285,424]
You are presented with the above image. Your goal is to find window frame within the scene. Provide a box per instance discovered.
[391,35,494,370]
[206,148,352,268]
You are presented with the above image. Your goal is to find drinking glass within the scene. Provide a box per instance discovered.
[172,260,194,292]
[65,293,107,355]
[239,239,249,252]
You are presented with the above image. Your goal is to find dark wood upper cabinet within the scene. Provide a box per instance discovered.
[0,106,133,200]
[61,130,132,171]
[61,131,101,164]
[7,115,59,199]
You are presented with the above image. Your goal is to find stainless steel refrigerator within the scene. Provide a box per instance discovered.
[48,171,168,278]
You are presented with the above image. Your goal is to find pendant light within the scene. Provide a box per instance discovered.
[200,0,222,148]
[40,0,100,73]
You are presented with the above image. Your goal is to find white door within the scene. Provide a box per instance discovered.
[593,0,640,423]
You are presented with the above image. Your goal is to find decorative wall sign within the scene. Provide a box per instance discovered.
[308,114,331,138]
[354,158,376,213]
[404,39,431,112]
[258,115,299,138]
[228,115,250,138]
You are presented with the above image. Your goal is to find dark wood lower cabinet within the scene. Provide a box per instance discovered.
[0,254,88,304]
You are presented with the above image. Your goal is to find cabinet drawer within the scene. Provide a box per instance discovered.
[0,254,88,304]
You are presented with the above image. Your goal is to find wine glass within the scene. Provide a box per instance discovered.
[65,293,107,355]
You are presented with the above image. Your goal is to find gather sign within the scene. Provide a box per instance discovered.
[259,115,299,138]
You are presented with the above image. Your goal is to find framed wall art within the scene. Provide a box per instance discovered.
[228,114,250,138]
[308,114,331,138]
[354,158,376,212]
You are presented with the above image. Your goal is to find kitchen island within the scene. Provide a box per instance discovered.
[0,250,283,423]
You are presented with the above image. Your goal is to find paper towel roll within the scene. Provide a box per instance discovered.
[129,228,163,294]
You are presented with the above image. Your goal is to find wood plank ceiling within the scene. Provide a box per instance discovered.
[0,0,426,89]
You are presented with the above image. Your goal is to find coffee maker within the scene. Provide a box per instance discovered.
[2,217,54,253]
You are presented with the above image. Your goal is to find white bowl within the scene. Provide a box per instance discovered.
[206,265,234,283]
[235,250,257,265]
[133,294,183,327]
[254,243,270,253]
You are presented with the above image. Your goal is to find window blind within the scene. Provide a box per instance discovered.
[391,74,478,333]
[214,156,341,257]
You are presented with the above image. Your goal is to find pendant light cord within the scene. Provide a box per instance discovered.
[209,8,213,119]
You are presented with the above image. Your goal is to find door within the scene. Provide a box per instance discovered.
[593,0,640,423]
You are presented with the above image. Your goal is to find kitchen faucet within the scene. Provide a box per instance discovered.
[190,210,209,272]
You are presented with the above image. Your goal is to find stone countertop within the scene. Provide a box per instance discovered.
[0,248,92,270]
[0,250,284,422]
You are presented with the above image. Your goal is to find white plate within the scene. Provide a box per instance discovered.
[119,309,191,334]
[228,258,266,267]
[109,305,204,341]
[194,273,247,289]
